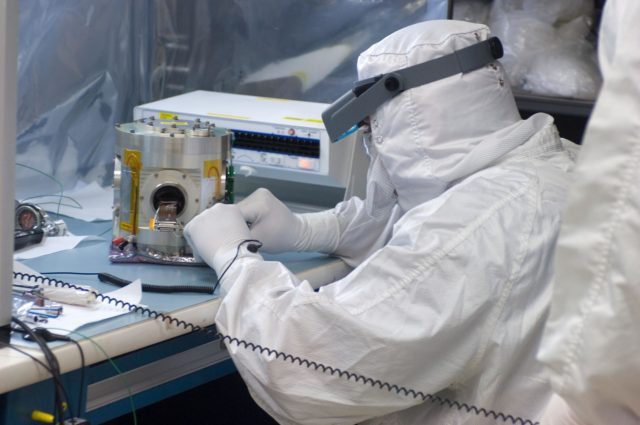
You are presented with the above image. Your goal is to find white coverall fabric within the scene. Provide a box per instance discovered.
[538,1,640,424]
[211,20,578,424]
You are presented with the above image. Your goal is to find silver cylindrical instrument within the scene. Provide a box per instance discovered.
[111,116,232,263]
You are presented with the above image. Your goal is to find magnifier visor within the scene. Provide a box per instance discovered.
[322,36,503,142]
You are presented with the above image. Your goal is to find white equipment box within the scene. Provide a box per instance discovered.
[134,91,367,196]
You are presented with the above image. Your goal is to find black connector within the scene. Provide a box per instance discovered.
[97,273,214,294]
[14,228,45,251]
[0,325,11,344]
[488,36,504,59]
[23,327,71,342]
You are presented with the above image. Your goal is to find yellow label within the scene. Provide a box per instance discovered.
[160,121,188,126]
[255,96,291,102]
[120,149,142,234]
[159,112,178,119]
[206,112,250,120]
[203,159,223,200]
[283,116,323,124]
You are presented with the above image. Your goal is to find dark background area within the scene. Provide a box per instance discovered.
[105,372,277,425]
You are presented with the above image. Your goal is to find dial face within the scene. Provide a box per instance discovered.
[16,205,41,230]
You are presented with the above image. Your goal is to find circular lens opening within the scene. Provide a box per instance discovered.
[152,184,186,216]
[15,204,41,230]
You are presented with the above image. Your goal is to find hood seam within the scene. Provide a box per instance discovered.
[362,26,490,59]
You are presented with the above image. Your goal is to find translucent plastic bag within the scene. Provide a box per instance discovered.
[487,0,601,99]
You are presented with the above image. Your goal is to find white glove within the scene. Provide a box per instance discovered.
[184,203,259,273]
[236,188,340,254]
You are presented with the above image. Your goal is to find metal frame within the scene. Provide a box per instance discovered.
[0,0,18,337]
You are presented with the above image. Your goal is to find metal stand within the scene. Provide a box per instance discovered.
[0,0,18,331]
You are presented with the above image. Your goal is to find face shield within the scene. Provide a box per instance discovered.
[322,37,504,142]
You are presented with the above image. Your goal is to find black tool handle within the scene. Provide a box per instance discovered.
[97,272,214,294]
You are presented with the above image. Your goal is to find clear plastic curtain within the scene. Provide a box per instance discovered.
[16,0,447,199]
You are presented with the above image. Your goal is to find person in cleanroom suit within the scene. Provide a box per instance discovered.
[185,20,578,424]
[538,1,640,424]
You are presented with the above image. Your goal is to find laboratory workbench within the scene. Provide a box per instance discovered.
[0,217,350,424]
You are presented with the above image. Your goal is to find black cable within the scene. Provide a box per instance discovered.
[213,239,263,294]
[12,319,63,424]
[40,271,214,294]
[11,317,71,424]
[0,338,74,424]
[20,327,83,418]
[97,273,214,294]
[1,338,86,424]
[218,333,538,425]
[68,338,85,419]
[0,340,60,383]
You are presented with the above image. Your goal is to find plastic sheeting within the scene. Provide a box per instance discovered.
[16,0,153,201]
[453,0,601,100]
[15,0,447,204]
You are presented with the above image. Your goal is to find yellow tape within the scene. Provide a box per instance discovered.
[160,121,188,126]
[120,149,141,234]
[255,96,291,102]
[283,116,323,124]
[206,112,250,120]
[204,159,222,200]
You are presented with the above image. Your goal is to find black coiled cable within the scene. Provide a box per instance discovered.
[39,271,214,294]
[12,269,539,425]
[14,271,202,333]
[219,335,539,425]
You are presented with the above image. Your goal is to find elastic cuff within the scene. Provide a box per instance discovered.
[212,243,263,275]
[295,211,340,253]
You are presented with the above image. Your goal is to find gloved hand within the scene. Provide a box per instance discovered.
[236,188,303,253]
[236,188,340,254]
[184,203,259,272]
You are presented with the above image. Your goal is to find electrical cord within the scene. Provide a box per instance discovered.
[13,238,539,425]
[213,239,262,294]
[21,328,85,421]
[15,271,202,332]
[57,328,138,425]
[6,327,116,424]
[97,273,214,294]
[16,163,67,218]
[67,338,85,419]
[0,339,70,414]
[11,317,71,424]
[40,271,215,295]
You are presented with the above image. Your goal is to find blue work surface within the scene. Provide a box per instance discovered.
[19,217,343,337]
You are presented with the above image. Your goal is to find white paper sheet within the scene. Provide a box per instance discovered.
[41,181,113,222]
[13,235,102,260]
[38,279,143,335]
[13,261,143,335]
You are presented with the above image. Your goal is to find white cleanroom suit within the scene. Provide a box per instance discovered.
[185,20,578,424]
[538,0,640,424]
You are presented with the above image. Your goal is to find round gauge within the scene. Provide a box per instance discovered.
[15,204,42,231]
